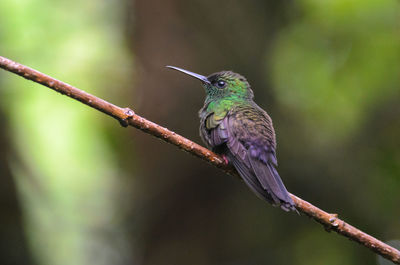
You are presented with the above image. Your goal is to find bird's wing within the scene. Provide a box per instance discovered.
[226,105,295,211]
[200,111,229,149]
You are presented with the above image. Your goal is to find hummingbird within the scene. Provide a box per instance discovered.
[166,66,296,212]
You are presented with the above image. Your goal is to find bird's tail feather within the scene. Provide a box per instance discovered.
[228,150,296,212]
[249,157,295,211]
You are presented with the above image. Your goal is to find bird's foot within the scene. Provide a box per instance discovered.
[119,107,135,127]
[221,155,229,166]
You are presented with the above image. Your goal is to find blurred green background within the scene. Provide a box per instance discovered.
[0,0,399,265]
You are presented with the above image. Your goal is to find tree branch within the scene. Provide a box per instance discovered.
[1,55,399,264]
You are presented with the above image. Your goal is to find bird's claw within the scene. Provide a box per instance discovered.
[119,107,135,127]
[221,155,229,166]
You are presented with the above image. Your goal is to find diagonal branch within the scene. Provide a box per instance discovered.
[1,55,399,264]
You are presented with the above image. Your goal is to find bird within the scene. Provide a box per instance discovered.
[166,66,296,212]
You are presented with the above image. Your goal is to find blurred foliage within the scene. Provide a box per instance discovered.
[0,0,399,265]
[271,0,400,144]
[0,0,134,265]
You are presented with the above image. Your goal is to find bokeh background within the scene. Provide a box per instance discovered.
[0,0,399,265]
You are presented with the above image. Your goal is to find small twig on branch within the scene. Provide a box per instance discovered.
[1,55,399,264]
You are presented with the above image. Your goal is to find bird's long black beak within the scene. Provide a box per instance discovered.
[166,66,211,85]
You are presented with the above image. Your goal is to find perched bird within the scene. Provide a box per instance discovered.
[166,66,296,212]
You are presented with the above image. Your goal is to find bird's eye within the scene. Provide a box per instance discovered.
[216,80,226,88]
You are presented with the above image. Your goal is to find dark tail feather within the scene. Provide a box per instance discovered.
[248,157,296,212]
[268,163,295,211]
[228,152,276,204]
[228,151,296,212]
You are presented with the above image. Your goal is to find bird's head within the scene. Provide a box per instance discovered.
[166,66,254,102]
